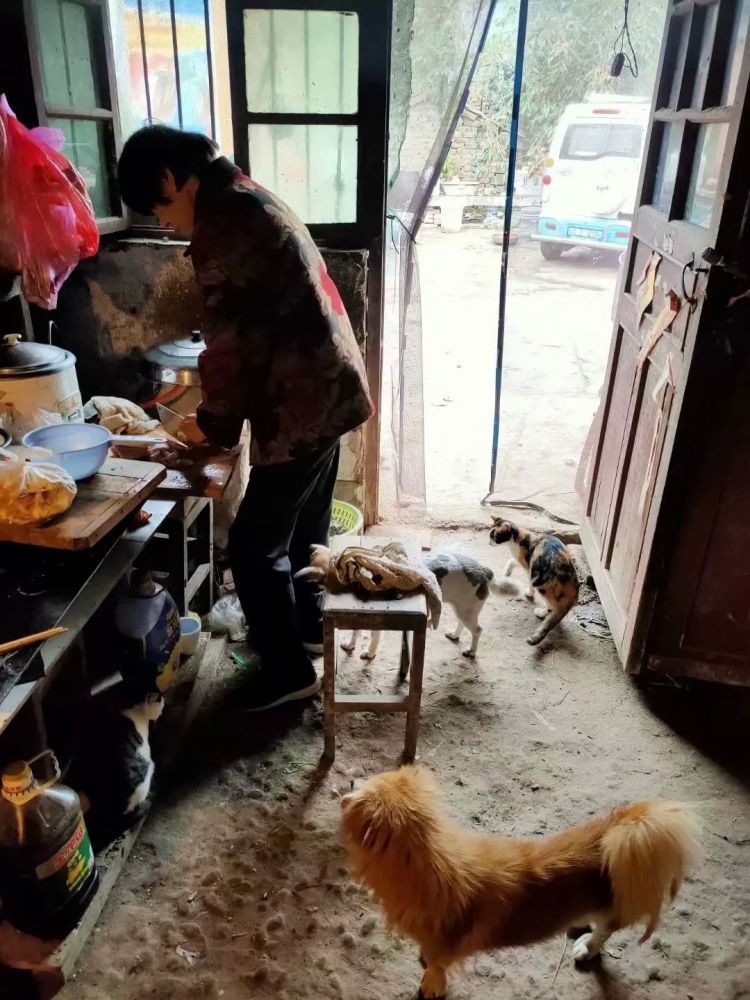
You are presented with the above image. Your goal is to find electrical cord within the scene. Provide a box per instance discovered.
[613,0,639,78]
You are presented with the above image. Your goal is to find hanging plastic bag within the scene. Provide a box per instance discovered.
[0,95,99,309]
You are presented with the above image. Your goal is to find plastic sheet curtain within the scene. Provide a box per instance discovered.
[383,0,497,509]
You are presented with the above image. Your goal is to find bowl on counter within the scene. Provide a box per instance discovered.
[22,424,169,480]
[22,423,111,480]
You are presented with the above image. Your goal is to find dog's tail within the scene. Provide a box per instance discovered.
[603,801,699,942]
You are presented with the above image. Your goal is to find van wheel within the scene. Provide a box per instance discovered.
[540,243,564,261]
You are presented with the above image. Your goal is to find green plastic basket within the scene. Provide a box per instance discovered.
[331,499,363,537]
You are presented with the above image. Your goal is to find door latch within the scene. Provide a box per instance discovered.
[682,252,710,311]
[701,246,747,280]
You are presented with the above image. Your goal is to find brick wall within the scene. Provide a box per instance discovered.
[447,95,507,194]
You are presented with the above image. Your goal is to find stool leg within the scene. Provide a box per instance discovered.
[403,624,426,764]
[399,632,411,682]
[323,618,336,762]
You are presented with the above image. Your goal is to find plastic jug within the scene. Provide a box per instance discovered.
[0,752,98,938]
[115,568,181,692]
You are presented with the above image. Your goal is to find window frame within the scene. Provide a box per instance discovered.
[226,0,390,249]
[24,0,126,233]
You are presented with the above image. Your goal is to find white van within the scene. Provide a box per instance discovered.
[534,96,650,260]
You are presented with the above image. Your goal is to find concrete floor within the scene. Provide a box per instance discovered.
[383,227,620,521]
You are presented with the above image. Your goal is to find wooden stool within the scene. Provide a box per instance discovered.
[322,537,428,763]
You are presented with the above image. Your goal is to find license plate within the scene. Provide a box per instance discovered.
[568,226,604,240]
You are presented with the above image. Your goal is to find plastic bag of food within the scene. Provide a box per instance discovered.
[8,406,62,444]
[0,453,77,525]
[204,594,247,641]
[0,95,99,309]
[0,449,24,495]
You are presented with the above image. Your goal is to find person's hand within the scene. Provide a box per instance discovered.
[176,413,207,446]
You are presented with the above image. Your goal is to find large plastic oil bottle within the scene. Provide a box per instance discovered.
[0,753,98,938]
[115,568,181,692]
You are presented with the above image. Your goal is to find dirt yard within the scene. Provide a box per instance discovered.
[62,528,750,1000]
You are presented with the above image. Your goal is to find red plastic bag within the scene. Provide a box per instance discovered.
[0,95,99,309]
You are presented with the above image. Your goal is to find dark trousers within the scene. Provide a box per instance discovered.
[228,440,340,678]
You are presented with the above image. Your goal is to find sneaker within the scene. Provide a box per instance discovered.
[303,641,324,657]
[239,670,321,712]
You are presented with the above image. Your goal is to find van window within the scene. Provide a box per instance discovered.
[561,123,643,160]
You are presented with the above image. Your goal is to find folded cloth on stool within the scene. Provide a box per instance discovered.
[295,541,441,628]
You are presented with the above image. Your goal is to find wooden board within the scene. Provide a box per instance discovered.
[113,427,248,501]
[157,447,241,499]
[0,460,166,551]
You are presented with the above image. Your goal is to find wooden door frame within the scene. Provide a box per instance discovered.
[582,0,750,672]
[225,0,392,525]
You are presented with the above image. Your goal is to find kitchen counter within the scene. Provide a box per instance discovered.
[0,499,175,729]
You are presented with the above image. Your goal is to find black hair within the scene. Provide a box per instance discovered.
[117,125,218,215]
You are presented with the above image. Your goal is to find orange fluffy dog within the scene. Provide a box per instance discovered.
[341,767,698,999]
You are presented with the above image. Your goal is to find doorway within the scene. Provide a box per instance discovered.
[383,0,669,522]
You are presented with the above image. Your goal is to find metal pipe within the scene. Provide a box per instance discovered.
[204,0,217,139]
[169,0,183,128]
[136,0,152,122]
[488,0,529,495]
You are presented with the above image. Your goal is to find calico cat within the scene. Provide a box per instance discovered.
[71,687,164,847]
[341,550,500,663]
[489,518,579,645]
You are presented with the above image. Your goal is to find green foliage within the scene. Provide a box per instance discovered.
[473,0,668,174]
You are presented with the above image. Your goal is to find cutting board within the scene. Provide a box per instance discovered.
[0,459,166,551]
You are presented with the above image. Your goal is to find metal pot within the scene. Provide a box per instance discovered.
[0,334,83,439]
[142,330,204,411]
[144,331,204,388]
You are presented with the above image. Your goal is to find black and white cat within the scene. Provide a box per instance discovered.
[72,687,164,847]
[342,550,505,661]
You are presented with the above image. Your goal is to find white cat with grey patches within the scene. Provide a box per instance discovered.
[342,550,506,663]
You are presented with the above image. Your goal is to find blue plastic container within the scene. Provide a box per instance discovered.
[22,424,111,480]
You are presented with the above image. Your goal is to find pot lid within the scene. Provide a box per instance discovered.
[145,331,205,369]
[0,334,71,377]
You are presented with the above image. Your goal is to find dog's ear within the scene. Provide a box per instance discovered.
[341,791,393,854]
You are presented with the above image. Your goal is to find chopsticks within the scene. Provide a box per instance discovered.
[0,627,68,655]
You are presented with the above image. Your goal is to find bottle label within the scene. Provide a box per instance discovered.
[34,817,95,904]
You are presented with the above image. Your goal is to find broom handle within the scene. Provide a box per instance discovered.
[0,627,68,655]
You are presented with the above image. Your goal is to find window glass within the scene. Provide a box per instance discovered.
[175,0,212,135]
[560,124,643,161]
[244,9,358,114]
[49,117,112,218]
[722,0,750,105]
[685,124,728,227]
[248,123,357,223]
[690,2,719,109]
[109,0,215,140]
[651,122,681,215]
[35,0,102,108]
[142,0,180,126]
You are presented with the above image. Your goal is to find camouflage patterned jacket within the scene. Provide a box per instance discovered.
[190,157,373,464]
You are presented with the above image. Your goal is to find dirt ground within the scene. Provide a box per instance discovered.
[381,228,618,521]
[62,528,750,1000]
